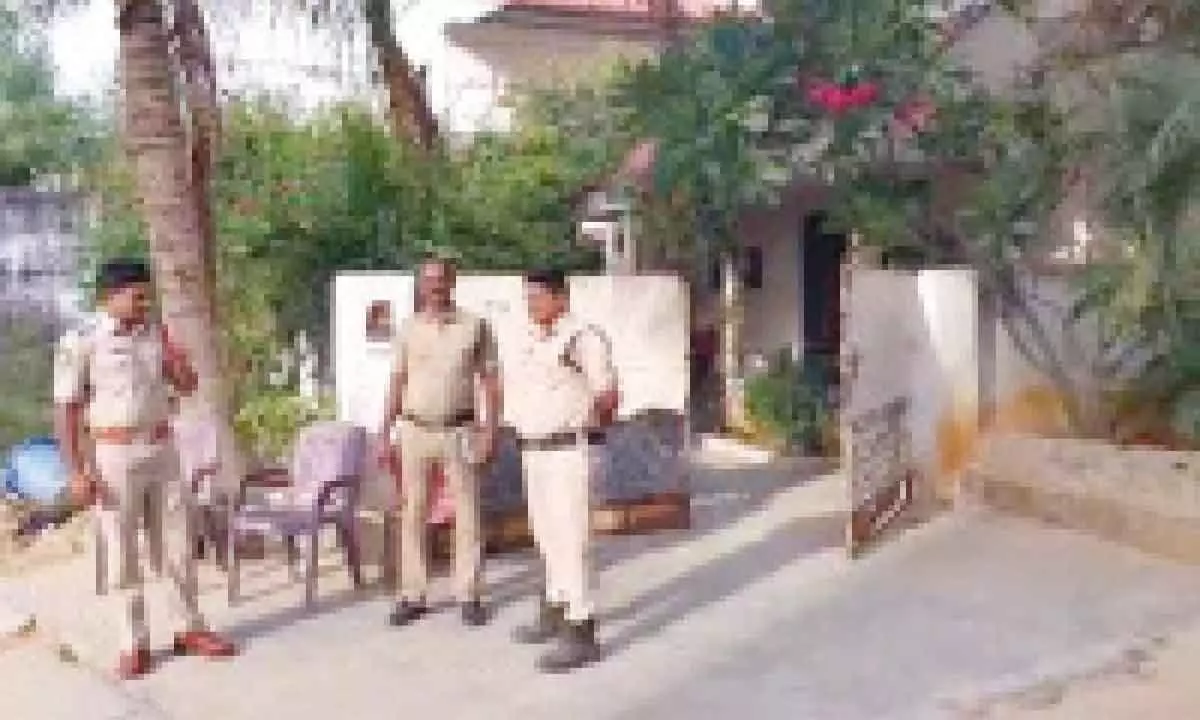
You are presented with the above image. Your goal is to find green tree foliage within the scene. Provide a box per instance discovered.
[1067,51,1200,442]
[86,96,604,452]
[0,6,102,452]
[0,6,100,186]
[612,1,948,248]
[602,0,1169,434]
[743,350,835,454]
[605,0,1200,442]
[0,315,56,449]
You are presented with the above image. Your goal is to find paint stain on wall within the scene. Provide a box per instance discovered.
[933,385,1076,498]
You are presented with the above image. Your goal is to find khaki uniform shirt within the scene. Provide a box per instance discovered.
[505,313,617,439]
[392,308,498,423]
[53,314,173,431]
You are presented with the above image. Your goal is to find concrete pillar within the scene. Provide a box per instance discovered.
[720,250,745,431]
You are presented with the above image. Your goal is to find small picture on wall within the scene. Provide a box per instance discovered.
[365,300,393,343]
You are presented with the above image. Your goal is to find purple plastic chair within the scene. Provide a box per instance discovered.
[226,421,368,609]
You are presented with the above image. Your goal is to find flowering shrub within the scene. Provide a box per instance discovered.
[806,79,880,115]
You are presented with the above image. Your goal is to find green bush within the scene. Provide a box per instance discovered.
[1173,390,1200,446]
[743,349,835,454]
[234,388,335,465]
[0,315,56,451]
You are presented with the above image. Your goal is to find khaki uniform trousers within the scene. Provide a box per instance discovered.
[396,421,483,602]
[93,439,206,650]
[523,442,597,622]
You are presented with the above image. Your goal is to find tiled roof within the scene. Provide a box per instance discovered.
[498,1,740,20]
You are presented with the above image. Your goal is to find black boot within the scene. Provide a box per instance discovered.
[537,618,600,673]
[461,599,489,627]
[388,599,429,627]
[512,598,564,644]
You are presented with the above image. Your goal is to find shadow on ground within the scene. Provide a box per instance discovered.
[220,453,834,646]
[600,508,844,655]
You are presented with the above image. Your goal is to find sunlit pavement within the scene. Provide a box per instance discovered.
[4,445,1200,720]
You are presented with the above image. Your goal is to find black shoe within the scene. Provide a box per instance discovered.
[388,599,428,627]
[461,599,489,627]
[537,618,600,673]
[512,599,564,645]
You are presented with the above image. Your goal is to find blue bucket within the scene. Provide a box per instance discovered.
[8,437,68,505]
[1,461,15,497]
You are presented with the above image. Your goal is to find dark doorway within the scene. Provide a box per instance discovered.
[801,212,848,357]
[800,213,848,404]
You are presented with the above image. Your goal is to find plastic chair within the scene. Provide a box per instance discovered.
[226,421,367,609]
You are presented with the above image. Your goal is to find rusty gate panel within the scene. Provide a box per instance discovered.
[840,264,920,557]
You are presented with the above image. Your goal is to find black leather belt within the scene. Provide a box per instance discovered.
[401,411,475,429]
[517,431,606,451]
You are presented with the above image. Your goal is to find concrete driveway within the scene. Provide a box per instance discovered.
[4,448,1200,720]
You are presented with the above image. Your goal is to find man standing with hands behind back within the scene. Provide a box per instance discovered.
[378,255,502,628]
[507,268,619,673]
[54,259,236,680]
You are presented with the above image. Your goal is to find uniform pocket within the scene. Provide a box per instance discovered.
[90,347,133,386]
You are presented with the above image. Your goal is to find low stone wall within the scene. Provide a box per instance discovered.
[352,412,692,586]
[964,434,1200,563]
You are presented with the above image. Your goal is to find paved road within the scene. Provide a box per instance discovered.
[4,451,1200,720]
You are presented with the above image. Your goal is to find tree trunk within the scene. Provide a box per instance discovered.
[117,0,244,487]
[168,0,220,312]
[363,0,437,150]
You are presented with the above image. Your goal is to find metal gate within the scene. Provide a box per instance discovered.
[840,265,919,557]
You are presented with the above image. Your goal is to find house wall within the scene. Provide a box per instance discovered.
[445,20,663,131]
[737,206,802,361]
[332,271,690,514]
[690,184,832,366]
[949,2,1119,265]
[985,270,1121,437]
[0,189,86,325]
[331,272,689,429]
[913,269,981,491]
[843,267,979,499]
[966,435,1200,563]
[842,262,1137,503]
[948,9,1041,96]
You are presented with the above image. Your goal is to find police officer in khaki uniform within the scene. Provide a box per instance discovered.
[507,268,618,673]
[54,260,235,680]
[378,256,501,627]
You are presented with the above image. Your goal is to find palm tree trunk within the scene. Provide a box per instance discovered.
[363,0,437,150]
[117,0,244,485]
[168,0,220,309]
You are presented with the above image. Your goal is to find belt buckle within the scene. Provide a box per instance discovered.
[138,423,168,444]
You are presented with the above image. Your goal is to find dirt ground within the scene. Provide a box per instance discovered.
[0,500,90,578]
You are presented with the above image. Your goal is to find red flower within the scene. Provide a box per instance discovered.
[805,80,838,108]
[846,82,879,107]
[807,79,879,115]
